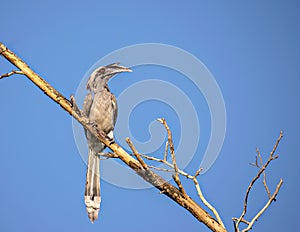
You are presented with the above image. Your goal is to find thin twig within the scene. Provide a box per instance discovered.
[0,70,23,79]
[157,118,187,198]
[194,168,203,178]
[148,165,173,173]
[126,137,148,169]
[157,119,178,172]
[270,131,283,157]
[140,153,170,165]
[262,171,271,199]
[242,179,283,232]
[193,176,226,228]
[141,153,191,178]
[163,141,169,161]
[255,148,271,199]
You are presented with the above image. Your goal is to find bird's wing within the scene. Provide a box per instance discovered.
[83,92,93,117]
[111,94,118,127]
[83,92,93,137]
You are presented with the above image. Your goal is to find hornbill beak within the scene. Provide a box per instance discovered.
[107,63,132,74]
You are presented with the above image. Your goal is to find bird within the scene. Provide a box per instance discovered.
[82,63,132,223]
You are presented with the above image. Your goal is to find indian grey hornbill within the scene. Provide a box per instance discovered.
[83,63,132,223]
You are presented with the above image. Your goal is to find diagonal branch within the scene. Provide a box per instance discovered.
[193,175,225,228]
[0,42,226,232]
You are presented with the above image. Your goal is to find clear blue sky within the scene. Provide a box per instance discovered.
[0,1,299,231]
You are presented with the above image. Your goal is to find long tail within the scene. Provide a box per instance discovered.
[84,148,101,223]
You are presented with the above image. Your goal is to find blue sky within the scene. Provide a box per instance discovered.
[0,1,299,231]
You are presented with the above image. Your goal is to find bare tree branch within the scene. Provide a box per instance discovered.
[126,137,148,169]
[140,133,225,228]
[0,70,23,79]
[192,175,226,228]
[1,41,284,232]
[243,179,283,232]
[148,165,173,173]
[262,171,271,199]
[256,149,271,199]
[233,131,284,231]
[163,140,169,161]
[158,118,188,198]
[0,42,226,232]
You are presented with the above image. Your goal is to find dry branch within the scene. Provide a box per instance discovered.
[233,131,283,232]
[243,179,283,232]
[140,138,225,228]
[0,42,226,232]
[126,137,148,169]
[256,148,271,199]
[0,70,23,79]
[158,118,188,198]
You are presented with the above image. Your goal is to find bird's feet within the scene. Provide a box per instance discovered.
[98,152,118,159]
[99,130,115,145]
[70,95,88,119]
[70,95,80,114]
[88,122,115,145]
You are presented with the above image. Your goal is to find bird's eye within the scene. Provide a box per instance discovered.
[96,67,106,76]
[98,67,106,74]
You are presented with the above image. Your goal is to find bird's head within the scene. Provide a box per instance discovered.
[86,63,132,92]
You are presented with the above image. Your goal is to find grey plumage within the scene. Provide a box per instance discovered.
[83,63,131,223]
